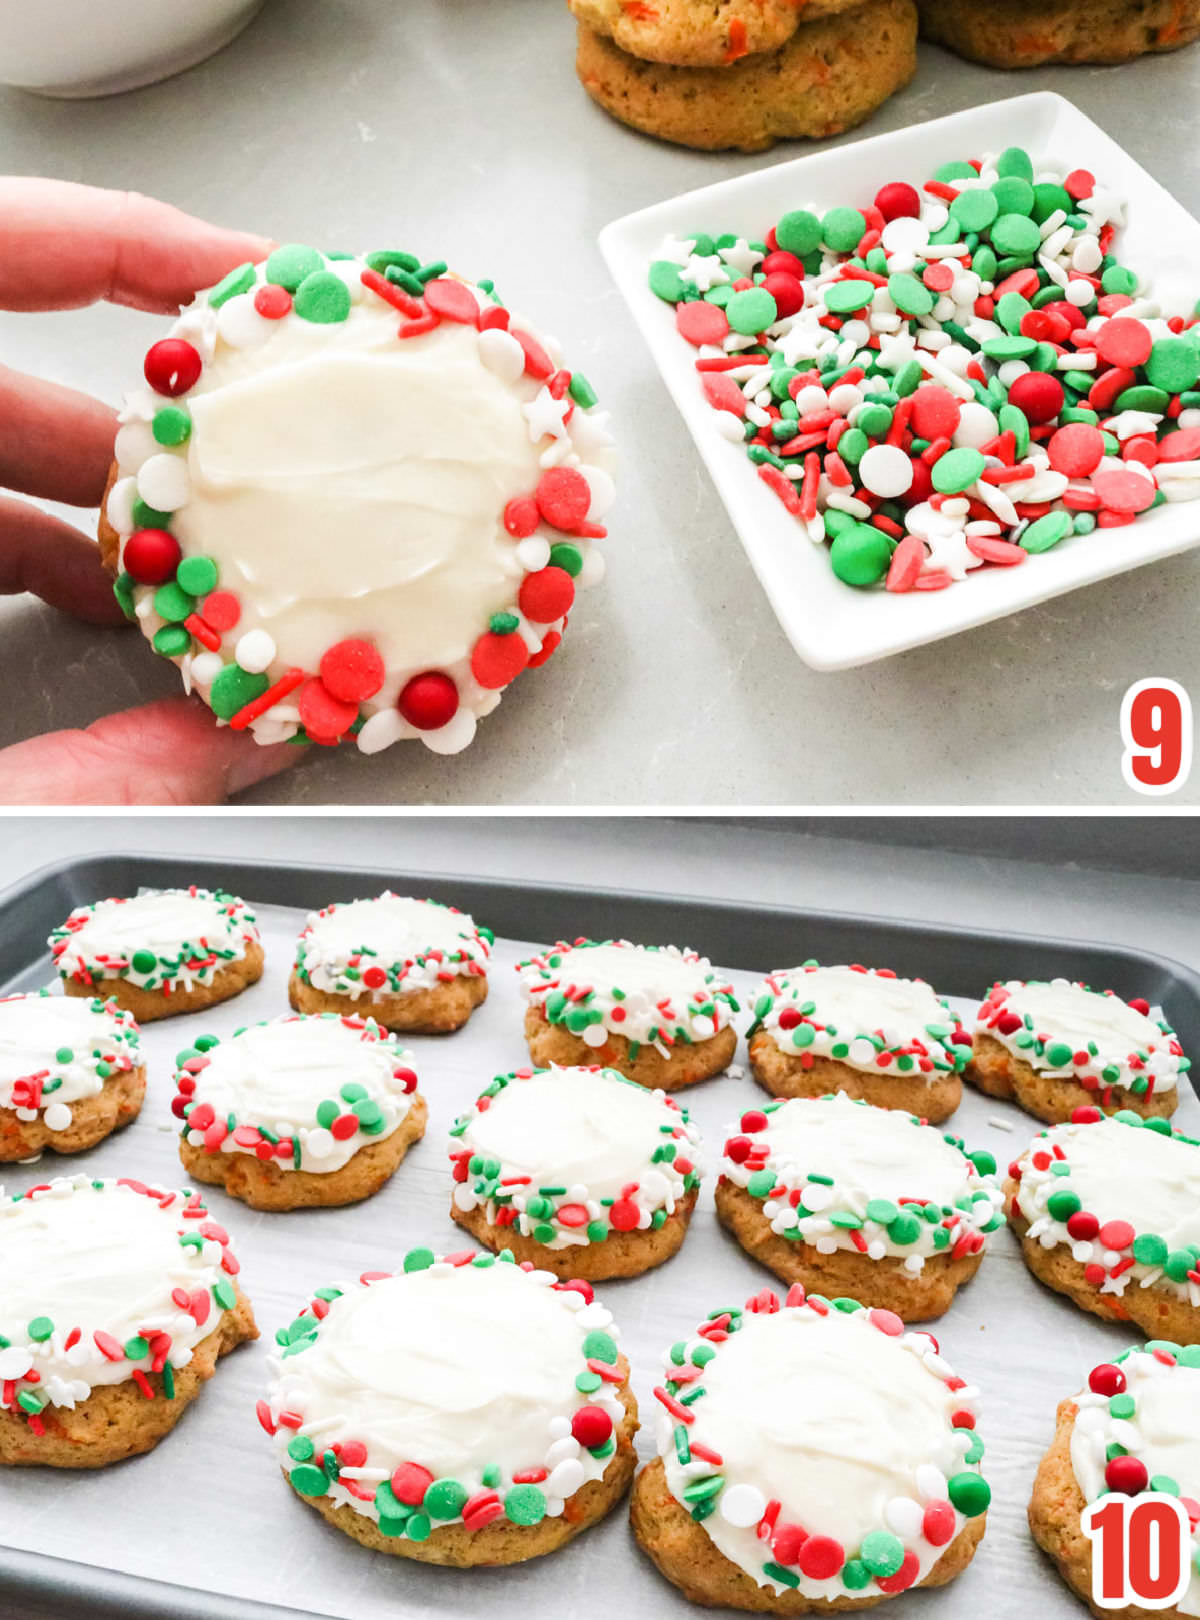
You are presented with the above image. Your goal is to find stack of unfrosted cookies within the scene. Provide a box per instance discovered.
[571,0,920,152]
[917,0,1200,67]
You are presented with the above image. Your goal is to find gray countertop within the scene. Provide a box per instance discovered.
[2,0,1198,806]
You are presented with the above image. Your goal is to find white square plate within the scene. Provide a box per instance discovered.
[599,92,1200,671]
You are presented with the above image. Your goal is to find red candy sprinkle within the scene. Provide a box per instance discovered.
[202,590,241,632]
[254,285,292,319]
[1161,428,1200,462]
[1096,317,1152,368]
[875,181,922,221]
[471,630,529,690]
[923,1500,956,1547]
[512,327,553,380]
[676,300,731,346]
[609,1197,640,1231]
[392,1462,434,1505]
[397,671,459,731]
[571,1405,612,1448]
[123,528,181,585]
[868,1307,904,1337]
[1066,1210,1100,1240]
[878,1550,921,1594]
[319,639,385,704]
[763,272,805,318]
[1088,1363,1126,1397]
[1047,423,1105,478]
[740,1110,768,1132]
[535,467,592,531]
[423,278,480,324]
[771,1523,808,1566]
[1006,371,1064,426]
[798,1535,844,1580]
[298,679,359,742]
[503,495,540,537]
[910,386,961,442]
[1092,466,1156,514]
[518,566,575,623]
[1106,1455,1148,1495]
[1098,1219,1135,1251]
[144,338,202,397]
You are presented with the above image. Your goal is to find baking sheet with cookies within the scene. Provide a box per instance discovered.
[2,884,1198,1620]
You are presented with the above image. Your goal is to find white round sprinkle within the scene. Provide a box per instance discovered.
[578,548,606,589]
[0,1347,33,1380]
[216,293,274,350]
[915,1463,947,1502]
[885,1496,925,1539]
[515,536,551,572]
[356,709,409,756]
[582,1023,608,1048]
[580,463,616,521]
[136,453,190,512]
[106,476,138,537]
[305,1127,335,1161]
[546,1458,586,1498]
[1066,278,1096,307]
[189,652,224,687]
[719,1483,767,1528]
[477,328,525,383]
[859,443,914,498]
[114,420,158,476]
[43,1102,73,1133]
[953,402,1000,449]
[1072,237,1103,274]
[421,707,477,755]
[235,630,277,674]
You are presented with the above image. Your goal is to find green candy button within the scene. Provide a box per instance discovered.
[948,1471,991,1517]
[209,664,269,721]
[931,447,986,494]
[822,207,867,253]
[823,281,874,315]
[990,214,1041,257]
[176,556,219,597]
[776,210,823,257]
[727,287,778,334]
[293,270,352,325]
[266,243,323,292]
[1021,512,1073,554]
[950,189,999,234]
[1146,338,1200,395]
[830,523,892,588]
[889,272,935,317]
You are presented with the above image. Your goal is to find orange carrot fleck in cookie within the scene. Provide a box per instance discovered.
[619,0,659,19]
[724,17,749,62]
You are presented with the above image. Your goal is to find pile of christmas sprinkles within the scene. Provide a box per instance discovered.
[106,247,614,755]
[648,145,1200,590]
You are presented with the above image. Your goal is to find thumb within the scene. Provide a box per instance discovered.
[0,696,303,805]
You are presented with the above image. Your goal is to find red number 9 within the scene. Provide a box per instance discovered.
[1120,679,1192,796]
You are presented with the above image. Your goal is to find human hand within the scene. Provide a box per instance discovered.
[0,178,298,804]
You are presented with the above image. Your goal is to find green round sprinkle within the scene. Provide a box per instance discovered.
[153,581,195,623]
[505,1483,547,1525]
[1110,1393,1136,1419]
[54,1047,74,1065]
[992,177,1035,217]
[123,1334,150,1360]
[1132,1232,1169,1267]
[213,1279,236,1311]
[649,260,689,303]
[951,190,999,234]
[860,1530,905,1577]
[888,273,935,317]
[990,215,1041,257]
[823,281,874,315]
[1021,512,1073,554]
[548,542,583,577]
[969,1150,997,1177]
[1151,1475,1180,1496]
[27,1316,54,1342]
[1031,183,1072,223]
[405,1512,432,1541]
[931,447,986,494]
[315,1099,339,1129]
[995,146,1034,182]
[948,1471,991,1516]
[153,624,192,658]
[1165,1249,1195,1282]
[131,949,157,974]
[841,1560,871,1591]
[152,406,191,447]
[209,664,269,721]
[176,556,219,597]
[822,208,867,253]
[888,1212,921,1245]
[287,1435,315,1462]
[866,1198,899,1225]
[982,334,1037,362]
[423,1478,468,1518]
[583,1329,618,1364]
[727,287,778,334]
[266,244,323,293]
[294,270,352,325]
[935,160,978,183]
[1047,1190,1081,1221]
[836,426,869,465]
[1147,338,1200,395]
[1102,265,1138,296]
[290,1464,329,1496]
[857,403,893,440]
[830,523,891,588]
[403,1246,435,1272]
[353,1099,384,1132]
[208,261,256,309]
[776,210,822,257]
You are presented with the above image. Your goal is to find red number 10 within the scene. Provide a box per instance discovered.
[1081,1494,1191,1609]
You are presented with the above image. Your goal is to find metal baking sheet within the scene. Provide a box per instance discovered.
[2,852,1199,1620]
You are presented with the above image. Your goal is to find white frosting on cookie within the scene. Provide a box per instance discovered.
[295,893,490,999]
[0,1176,242,1415]
[977,978,1184,1096]
[721,1092,1002,1273]
[0,992,140,1129]
[450,1065,704,1249]
[518,940,738,1053]
[1070,1348,1200,1619]
[1013,1115,1200,1303]
[50,889,259,992]
[264,1257,626,1535]
[754,964,966,1081]
[655,1299,987,1599]
[177,1014,420,1174]
[111,253,616,755]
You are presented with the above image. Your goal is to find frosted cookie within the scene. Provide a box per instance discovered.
[174,1014,426,1212]
[969,978,1184,1124]
[518,939,738,1090]
[1030,1341,1200,1620]
[99,247,615,756]
[289,893,491,1033]
[716,1092,1002,1319]
[568,0,868,68]
[918,0,1200,67]
[0,1175,256,1467]
[0,991,144,1161]
[1006,1112,1200,1343]
[575,1,919,154]
[50,887,263,1022]
[747,963,968,1124]
[260,1248,637,1564]
[632,1288,990,1610]
[449,1064,704,1279]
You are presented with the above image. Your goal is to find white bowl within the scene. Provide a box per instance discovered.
[599,92,1200,672]
[0,0,265,97]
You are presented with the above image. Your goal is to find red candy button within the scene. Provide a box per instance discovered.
[471,630,529,690]
[609,1197,639,1231]
[910,385,961,442]
[875,181,922,221]
[1091,466,1156,514]
[675,300,731,346]
[1105,1455,1148,1495]
[123,528,181,585]
[878,1551,921,1594]
[254,285,292,319]
[1098,1219,1136,1251]
[1066,1210,1100,1240]
[423,278,479,323]
[298,678,359,742]
[923,1500,956,1547]
[320,639,384,703]
[771,1524,808,1566]
[570,1405,612,1448]
[503,494,540,537]
[762,272,804,318]
[1006,371,1064,426]
[518,566,575,623]
[535,467,591,531]
[397,671,459,731]
[1096,317,1153,369]
[202,590,241,631]
[798,1535,843,1580]
[1088,1363,1126,1397]
[1160,427,1200,462]
[868,1308,904,1337]
[511,326,553,380]
[392,1462,434,1505]
[1048,423,1105,477]
[143,338,202,397]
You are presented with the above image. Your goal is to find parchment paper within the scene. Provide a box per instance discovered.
[3,895,1195,1619]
